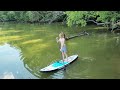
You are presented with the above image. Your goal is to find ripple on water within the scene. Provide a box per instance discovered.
[65,68,91,79]
[81,57,96,62]
[63,58,92,79]
[50,70,65,79]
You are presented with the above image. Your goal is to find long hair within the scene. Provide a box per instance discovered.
[60,32,66,39]
[59,32,64,38]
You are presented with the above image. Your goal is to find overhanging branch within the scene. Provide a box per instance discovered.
[87,20,110,26]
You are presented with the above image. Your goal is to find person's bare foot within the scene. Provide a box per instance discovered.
[62,60,64,63]
[65,58,68,62]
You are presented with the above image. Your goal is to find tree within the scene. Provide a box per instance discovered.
[0,11,66,23]
[24,11,40,22]
[0,11,8,21]
[65,11,120,31]
[7,11,16,21]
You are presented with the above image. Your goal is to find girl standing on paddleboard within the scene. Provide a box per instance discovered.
[56,32,68,62]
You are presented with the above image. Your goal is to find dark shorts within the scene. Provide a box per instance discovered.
[61,45,67,53]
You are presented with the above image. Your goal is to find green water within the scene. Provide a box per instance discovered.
[0,22,120,79]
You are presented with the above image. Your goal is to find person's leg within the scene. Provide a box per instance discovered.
[64,52,68,61]
[64,45,68,61]
[62,52,65,62]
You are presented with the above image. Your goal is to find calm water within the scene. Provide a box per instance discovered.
[0,22,120,79]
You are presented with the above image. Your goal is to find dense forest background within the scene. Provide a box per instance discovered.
[0,11,120,32]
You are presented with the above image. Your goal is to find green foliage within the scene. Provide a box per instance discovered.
[0,11,65,23]
[1,11,120,29]
[0,11,7,21]
[65,11,95,27]
[7,11,16,21]
[25,11,33,22]
[14,11,25,22]
[24,11,40,22]
[65,11,120,28]
[96,11,120,23]
[0,15,7,21]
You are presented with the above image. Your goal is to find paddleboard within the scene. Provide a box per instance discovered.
[40,55,78,72]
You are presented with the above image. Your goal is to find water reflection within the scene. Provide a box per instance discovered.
[0,43,38,79]
[0,72,15,79]
[114,37,119,46]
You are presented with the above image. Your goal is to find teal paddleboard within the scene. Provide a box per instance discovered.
[40,55,78,72]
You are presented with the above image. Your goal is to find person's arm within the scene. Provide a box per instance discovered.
[56,37,59,43]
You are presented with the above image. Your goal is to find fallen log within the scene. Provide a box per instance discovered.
[65,31,89,40]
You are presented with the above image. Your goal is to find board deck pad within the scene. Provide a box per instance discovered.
[40,55,78,72]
